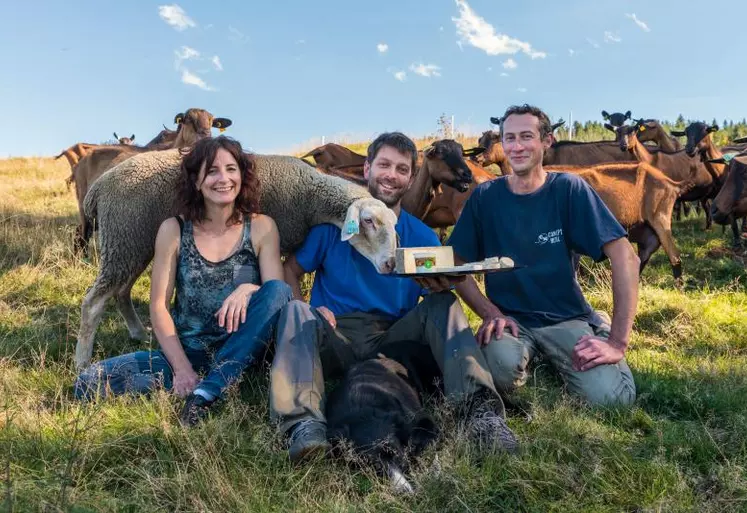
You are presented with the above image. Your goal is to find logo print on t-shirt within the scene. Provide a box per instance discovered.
[535,228,564,245]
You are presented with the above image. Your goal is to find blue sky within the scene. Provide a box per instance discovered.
[2,0,746,157]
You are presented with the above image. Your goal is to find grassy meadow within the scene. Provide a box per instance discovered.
[1,155,747,512]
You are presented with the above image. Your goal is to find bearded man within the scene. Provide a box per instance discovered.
[268,132,518,462]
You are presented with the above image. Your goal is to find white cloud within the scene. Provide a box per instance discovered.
[604,31,622,44]
[181,69,214,91]
[500,72,509,77]
[229,25,248,43]
[377,43,389,53]
[517,87,527,93]
[439,26,444,32]
[586,38,600,49]
[158,4,195,31]
[486,66,492,72]
[625,13,650,32]
[297,39,306,44]
[393,71,407,82]
[212,55,223,71]
[502,58,517,70]
[409,63,441,78]
[174,46,200,69]
[568,48,575,56]
[452,0,545,59]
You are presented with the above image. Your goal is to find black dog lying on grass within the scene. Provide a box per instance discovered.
[325,348,440,494]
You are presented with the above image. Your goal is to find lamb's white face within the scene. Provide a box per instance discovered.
[340,197,398,273]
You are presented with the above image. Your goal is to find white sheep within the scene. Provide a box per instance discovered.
[76,149,398,370]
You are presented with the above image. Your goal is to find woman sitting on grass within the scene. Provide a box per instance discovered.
[74,136,292,426]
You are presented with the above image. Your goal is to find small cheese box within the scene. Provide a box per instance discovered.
[395,246,455,274]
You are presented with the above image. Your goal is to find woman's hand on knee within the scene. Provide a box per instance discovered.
[476,315,519,347]
[215,283,260,333]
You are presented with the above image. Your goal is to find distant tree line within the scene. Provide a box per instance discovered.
[554,115,747,146]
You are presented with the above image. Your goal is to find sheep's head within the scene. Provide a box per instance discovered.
[340,197,398,273]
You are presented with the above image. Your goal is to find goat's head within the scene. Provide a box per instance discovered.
[422,139,477,193]
[173,108,233,147]
[671,121,719,158]
[340,197,399,274]
[602,110,632,128]
[628,119,666,146]
[611,123,640,153]
[113,132,135,145]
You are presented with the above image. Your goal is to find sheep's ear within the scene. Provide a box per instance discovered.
[340,201,361,241]
[113,132,119,140]
[604,123,615,132]
[601,110,610,120]
[130,134,135,141]
[625,110,632,119]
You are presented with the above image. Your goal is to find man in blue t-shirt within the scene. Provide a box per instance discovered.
[444,105,639,407]
[268,132,518,463]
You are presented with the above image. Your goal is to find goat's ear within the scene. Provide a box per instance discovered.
[212,117,233,130]
[625,110,632,119]
[423,145,436,158]
[130,134,135,141]
[113,132,118,140]
[340,201,362,241]
[604,123,615,132]
[489,116,502,125]
[601,110,610,120]
[708,157,727,164]
[708,124,719,133]
[174,113,184,124]
[462,146,485,157]
[670,130,686,137]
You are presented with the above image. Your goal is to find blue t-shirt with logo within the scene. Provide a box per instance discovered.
[295,210,441,320]
[448,172,627,328]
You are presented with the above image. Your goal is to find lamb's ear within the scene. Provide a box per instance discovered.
[340,201,361,241]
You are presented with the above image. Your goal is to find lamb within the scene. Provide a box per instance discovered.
[75,149,398,369]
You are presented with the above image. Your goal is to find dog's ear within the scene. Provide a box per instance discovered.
[408,415,440,457]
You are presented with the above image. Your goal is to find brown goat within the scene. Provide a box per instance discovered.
[546,162,697,281]
[301,143,367,172]
[72,109,232,254]
[710,154,747,237]
[617,123,722,229]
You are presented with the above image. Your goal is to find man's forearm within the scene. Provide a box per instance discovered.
[283,266,304,300]
[608,243,639,349]
[454,276,502,319]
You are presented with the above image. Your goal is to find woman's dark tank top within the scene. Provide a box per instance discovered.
[171,217,261,351]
